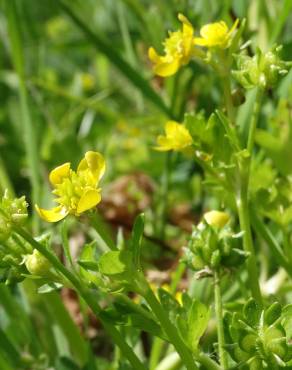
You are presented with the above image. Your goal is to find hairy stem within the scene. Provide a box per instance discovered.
[214,270,228,369]
[222,74,235,123]
[237,87,263,305]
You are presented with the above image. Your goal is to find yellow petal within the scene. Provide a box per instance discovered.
[155,136,172,151]
[201,22,228,40]
[165,120,179,135]
[35,204,68,222]
[77,151,106,181]
[77,189,101,214]
[194,37,208,46]
[148,47,161,63]
[204,210,230,228]
[154,59,180,77]
[178,13,193,37]
[49,162,71,186]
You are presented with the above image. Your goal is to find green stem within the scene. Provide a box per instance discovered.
[60,219,75,270]
[196,353,221,370]
[150,262,186,369]
[14,226,146,370]
[156,352,181,370]
[236,87,263,305]
[222,74,235,123]
[150,340,166,370]
[143,285,198,370]
[156,152,172,239]
[247,88,263,154]
[214,270,228,369]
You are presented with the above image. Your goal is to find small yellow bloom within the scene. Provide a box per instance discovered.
[195,19,239,49]
[204,210,230,228]
[155,121,193,152]
[36,151,105,222]
[148,14,195,77]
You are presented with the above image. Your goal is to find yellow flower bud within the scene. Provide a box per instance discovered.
[203,210,230,228]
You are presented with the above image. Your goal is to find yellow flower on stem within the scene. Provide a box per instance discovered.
[155,121,193,152]
[36,151,105,222]
[195,19,239,49]
[148,14,195,77]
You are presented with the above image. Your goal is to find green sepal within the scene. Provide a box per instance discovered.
[264,302,282,326]
[243,298,261,327]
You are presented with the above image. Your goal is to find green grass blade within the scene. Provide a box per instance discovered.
[56,0,174,118]
[43,291,88,365]
[0,328,21,368]
[270,0,292,45]
[5,0,41,232]
[0,352,14,370]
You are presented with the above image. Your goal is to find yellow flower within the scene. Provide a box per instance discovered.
[195,19,239,49]
[155,121,193,152]
[36,151,105,222]
[204,210,230,228]
[148,14,195,77]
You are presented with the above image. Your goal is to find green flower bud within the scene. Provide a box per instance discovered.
[267,337,287,359]
[225,301,292,367]
[234,346,250,362]
[191,253,205,270]
[25,249,51,276]
[0,191,28,243]
[232,46,292,90]
[185,211,246,273]
[239,334,257,353]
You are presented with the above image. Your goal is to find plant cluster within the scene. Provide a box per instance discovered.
[1,1,292,370]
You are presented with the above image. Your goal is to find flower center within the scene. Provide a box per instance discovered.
[164,31,184,58]
[53,170,96,212]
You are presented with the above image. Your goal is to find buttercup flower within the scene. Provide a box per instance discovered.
[148,14,195,77]
[195,19,238,49]
[36,151,105,222]
[155,121,193,152]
